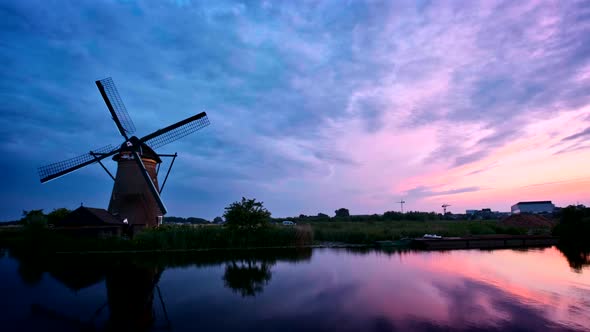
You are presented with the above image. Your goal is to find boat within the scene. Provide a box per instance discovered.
[422,234,442,239]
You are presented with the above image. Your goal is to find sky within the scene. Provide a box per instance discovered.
[1,0,589,221]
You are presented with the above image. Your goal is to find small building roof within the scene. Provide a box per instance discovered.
[56,206,124,227]
[514,201,553,205]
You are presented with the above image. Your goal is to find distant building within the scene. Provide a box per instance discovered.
[466,210,478,215]
[511,201,555,214]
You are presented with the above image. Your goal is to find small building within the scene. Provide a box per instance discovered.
[55,206,127,237]
[511,201,555,214]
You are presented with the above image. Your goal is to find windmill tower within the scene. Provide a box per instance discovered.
[442,204,451,215]
[397,200,406,213]
[38,77,210,228]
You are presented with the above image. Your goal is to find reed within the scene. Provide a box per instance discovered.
[310,220,525,244]
[0,224,315,253]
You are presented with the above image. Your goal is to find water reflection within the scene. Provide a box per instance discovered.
[4,248,312,331]
[223,260,272,297]
[557,244,590,272]
[1,246,589,332]
[105,266,164,331]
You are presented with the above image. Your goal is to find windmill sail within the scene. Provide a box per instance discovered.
[38,144,119,183]
[141,112,209,149]
[96,77,136,138]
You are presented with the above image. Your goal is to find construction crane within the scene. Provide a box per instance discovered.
[442,204,451,215]
[397,200,406,213]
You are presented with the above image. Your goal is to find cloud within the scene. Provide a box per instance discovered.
[561,127,590,141]
[553,143,590,156]
[0,0,589,219]
[465,163,499,176]
[405,186,484,198]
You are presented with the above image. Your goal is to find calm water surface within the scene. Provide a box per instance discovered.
[0,246,589,331]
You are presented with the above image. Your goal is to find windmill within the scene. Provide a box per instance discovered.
[442,204,451,215]
[38,77,210,228]
[397,200,406,213]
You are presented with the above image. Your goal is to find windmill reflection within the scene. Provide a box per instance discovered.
[9,248,312,331]
[105,266,169,331]
[30,265,169,332]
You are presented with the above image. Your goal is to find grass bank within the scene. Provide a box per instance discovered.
[0,224,314,254]
[310,220,528,244]
[0,219,552,252]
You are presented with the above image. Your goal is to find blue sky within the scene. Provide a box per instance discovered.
[1,0,589,221]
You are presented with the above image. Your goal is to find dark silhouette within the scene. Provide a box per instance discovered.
[334,208,350,217]
[37,77,211,229]
[224,197,271,229]
[6,248,312,331]
[223,260,272,297]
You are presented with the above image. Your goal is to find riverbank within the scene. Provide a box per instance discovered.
[0,219,556,254]
[310,220,536,244]
[5,206,586,253]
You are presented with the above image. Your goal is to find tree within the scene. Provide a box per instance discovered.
[223,197,271,229]
[47,208,70,225]
[334,208,350,218]
[213,216,224,224]
[21,209,48,230]
[553,205,590,240]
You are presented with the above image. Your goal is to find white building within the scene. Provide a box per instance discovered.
[511,201,555,214]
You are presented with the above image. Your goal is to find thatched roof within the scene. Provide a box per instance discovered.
[55,206,124,227]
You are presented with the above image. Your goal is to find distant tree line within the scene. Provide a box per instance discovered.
[164,216,211,224]
[273,209,443,223]
[15,208,71,229]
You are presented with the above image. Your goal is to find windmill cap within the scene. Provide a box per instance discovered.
[113,136,161,163]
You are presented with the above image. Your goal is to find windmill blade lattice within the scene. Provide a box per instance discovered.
[142,112,209,149]
[38,144,118,183]
[96,77,136,136]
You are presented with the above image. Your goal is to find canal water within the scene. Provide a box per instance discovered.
[0,246,588,331]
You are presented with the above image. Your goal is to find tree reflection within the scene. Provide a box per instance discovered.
[557,244,590,272]
[223,260,272,297]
